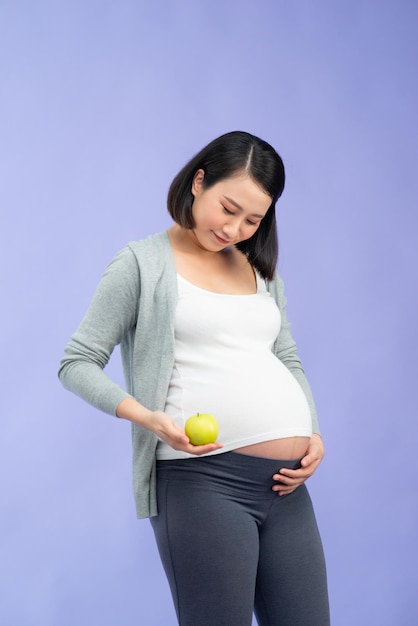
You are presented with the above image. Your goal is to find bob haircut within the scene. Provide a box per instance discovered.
[167,131,285,280]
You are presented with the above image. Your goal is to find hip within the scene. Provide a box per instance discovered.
[155,451,303,500]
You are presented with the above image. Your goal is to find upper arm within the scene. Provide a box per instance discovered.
[59,245,140,373]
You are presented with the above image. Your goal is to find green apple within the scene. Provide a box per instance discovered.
[185,413,219,445]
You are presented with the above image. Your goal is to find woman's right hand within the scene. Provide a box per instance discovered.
[116,398,222,455]
[148,410,223,455]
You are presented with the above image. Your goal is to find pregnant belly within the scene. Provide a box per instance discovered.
[166,354,312,459]
[234,436,310,460]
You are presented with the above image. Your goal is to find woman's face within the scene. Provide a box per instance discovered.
[190,169,272,251]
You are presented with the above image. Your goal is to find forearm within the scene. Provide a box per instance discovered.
[58,359,132,416]
[116,396,154,428]
[58,244,141,415]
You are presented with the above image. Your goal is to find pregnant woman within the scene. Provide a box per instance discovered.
[59,130,330,626]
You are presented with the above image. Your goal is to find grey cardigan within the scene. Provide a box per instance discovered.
[59,231,319,519]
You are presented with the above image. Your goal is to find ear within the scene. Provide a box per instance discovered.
[191,169,205,197]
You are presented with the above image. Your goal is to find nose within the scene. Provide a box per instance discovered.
[222,221,240,240]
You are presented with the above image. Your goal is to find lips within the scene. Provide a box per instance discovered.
[213,231,230,245]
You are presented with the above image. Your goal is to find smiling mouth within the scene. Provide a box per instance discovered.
[213,232,230,245]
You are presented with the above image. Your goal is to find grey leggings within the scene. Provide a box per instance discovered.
[151,452,330,626]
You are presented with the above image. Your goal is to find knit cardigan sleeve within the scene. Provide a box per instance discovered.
[58,245,139,415]
[267,271,321,436]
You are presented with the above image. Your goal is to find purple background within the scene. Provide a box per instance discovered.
[1,1,417,624]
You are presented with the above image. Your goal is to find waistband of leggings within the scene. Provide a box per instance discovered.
[156,450,303,473]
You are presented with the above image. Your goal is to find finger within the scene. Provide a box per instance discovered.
[272,472,303,486]
[169,432,189,447]
[186,442,224,456]
[301,451,323,467]
[272,483,299,495]
[280,457,320,476]
[277,487,297,496]
[301,453,314,467]
[273,467,309,480]
[161,422,189,445]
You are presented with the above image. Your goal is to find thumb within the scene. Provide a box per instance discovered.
[172,423,189,444]
[301,452,312,467]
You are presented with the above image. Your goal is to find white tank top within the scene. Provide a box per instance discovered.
[157,273,312,460]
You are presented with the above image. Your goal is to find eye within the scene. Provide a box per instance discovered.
[246,219,257,226]
[222,206,234,215]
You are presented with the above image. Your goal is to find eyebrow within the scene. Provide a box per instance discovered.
[222,196,266,219]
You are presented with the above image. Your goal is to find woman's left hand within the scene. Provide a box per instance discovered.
[272,434,325,496]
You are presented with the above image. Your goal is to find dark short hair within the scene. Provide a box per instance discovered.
[167,131,285,280]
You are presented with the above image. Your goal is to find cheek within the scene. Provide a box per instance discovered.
[193,199,217,223]
[241,223,260,239]
[202,206,223,227]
